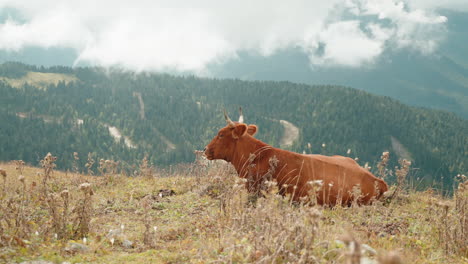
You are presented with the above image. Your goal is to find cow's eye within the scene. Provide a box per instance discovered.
[218,134,224,138]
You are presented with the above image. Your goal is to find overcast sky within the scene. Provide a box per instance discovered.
[0,0,466,72]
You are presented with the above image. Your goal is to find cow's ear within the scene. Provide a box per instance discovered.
[247,124,257,136]
[232,123,248,139]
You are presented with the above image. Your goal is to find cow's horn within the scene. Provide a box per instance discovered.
[238,107,244,123]
[224,109,236,127]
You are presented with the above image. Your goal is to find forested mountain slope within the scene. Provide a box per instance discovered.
[0,62,466,188]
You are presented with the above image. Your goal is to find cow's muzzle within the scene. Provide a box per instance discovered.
[204,147,214,160]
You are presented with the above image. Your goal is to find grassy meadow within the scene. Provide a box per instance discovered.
[0,72,77,90]
[0,154,466,264]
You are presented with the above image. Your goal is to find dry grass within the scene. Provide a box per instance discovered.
[0,71,78,89]
[0,157,467,264]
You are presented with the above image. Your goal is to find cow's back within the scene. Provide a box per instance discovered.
[302,154,387,205]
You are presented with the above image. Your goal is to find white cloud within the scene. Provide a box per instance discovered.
[0,0,461,71]
[408,0,468,12]
[346,0,448,54]
[306,21,385,67]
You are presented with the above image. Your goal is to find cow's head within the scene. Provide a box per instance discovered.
[204,110,257,161]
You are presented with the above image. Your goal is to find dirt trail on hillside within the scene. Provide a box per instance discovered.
[108,126,137,149]
[391,136,412,161]
[279,120,299,147]
[133,92,145,120]
[152,128,177,151]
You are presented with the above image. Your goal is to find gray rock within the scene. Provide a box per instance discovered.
[122,239,134,249]
[65,242,89,253]
[106,228,123,239]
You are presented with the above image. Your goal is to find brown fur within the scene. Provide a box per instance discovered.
[205,122,388,206]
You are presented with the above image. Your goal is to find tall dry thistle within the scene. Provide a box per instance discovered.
[139,156,154,178]
[40,153,57,195]
[98,159,119,184]
[377,151,390,180]
[1,168,7,194]
[72,152,80,174]
[46,192,61,238]
[341,235,362,264]
[141,195,156,248]
[451,174,467,255]
[14,160,25,175]
[85,153,95,176]
[389,159,411,202]
[73,183,93,239]
[15,161,26,201]
[256,156,279,203]
[307,180,323,206]
[60,189,70,239]
[211,178,322,263]
[14,174,29,239]
[246,155,280,204]
[351,184,363,207]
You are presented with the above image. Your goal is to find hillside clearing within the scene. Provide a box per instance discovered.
[279,119,300,148]
[133,92,145,120]
[0,71,78,89]
[107,125,137,149]
[0,160,466,264]
[390,136,412,161]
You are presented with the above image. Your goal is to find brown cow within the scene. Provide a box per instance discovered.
[204,110,388,206]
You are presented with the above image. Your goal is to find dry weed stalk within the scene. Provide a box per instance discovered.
[14,174,30,240]
[99,159,119,184]
[453,174,467,256]
[141,195,156,248]
[306,180,324,206]
[40,153,57,195]
[351,184,363,207]
[73,183,93,239]
[193,150,208,185]
[0,175,4,237]
[341,235,362,264]
[1,167,7,194]
[46,192,62,239]
[85,153,95,176]
[389,159,411,202]
[72,152,80,174]
[45,189,72,240]
[246,155,279,205]
[13,160,25,175]
[364,162,371,171]
[198,162,238,213]
[60,189,70,239]
[139,156,154,178]
[377,151,390,180]
[203,165,322,263]
[436,174,468,256]
[454,175,467,230]
[0,173,33,243]
[340,235,404,264]
[429,174,468,257]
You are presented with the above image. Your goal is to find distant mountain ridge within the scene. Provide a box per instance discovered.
[0,62,466,190]
[208,11,468,118]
